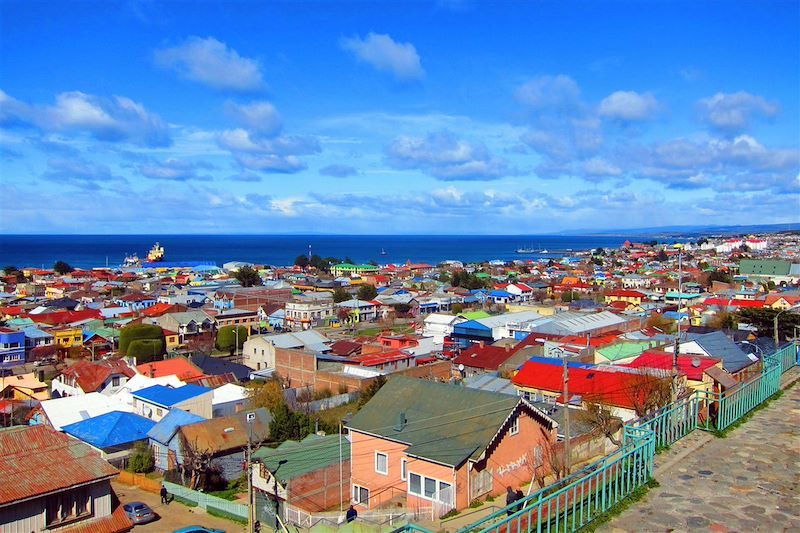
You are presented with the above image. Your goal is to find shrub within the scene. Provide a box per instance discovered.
[119,324,165,356]
[215,325,249,351]
[127,339,165,363]
[127,441,154,473]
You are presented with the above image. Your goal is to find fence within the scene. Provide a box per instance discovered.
[116,471,162,494]
[163,481,248,521]
[283,502,425,530]
[391,342,797,533]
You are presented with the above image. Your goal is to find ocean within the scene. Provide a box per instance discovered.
[0,234,634,269]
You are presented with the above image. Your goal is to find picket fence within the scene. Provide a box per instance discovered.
[390,343,798,533]
[163,481,249,521]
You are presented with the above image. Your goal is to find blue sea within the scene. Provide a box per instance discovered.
[0,234,633,269]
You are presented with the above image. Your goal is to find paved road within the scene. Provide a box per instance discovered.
[113,481,247,533]
[601,380,800,533]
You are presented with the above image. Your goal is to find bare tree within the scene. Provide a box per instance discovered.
[624,369,673,418]
[178,434,212,490]
[526,427,569,491]
[577,402,623,447]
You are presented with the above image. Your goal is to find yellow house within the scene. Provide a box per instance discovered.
[45,286,66,299]
[163,329,182,351]
[604,289,645,305]
[0,373,50,401]
[52,327,83,348]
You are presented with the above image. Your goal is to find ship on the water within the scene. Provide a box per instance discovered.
[146,242,165,262]
[515,245,548,254]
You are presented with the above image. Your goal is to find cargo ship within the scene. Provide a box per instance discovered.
[146,242,165,262]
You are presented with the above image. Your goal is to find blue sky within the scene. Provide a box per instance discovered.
[1,0,798,234]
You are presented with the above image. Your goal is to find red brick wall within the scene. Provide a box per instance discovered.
[288,460,351,512]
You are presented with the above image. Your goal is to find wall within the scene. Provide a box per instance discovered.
[175,392,213,419]
[288,460,351,512]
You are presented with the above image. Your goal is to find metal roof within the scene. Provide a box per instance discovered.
[133,383,211,408]
[146,408,207,445]
[62,411,155,449]
[253,434,350,483]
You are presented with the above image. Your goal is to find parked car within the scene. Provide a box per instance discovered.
[172,527,225,533]
[123,502,157,525]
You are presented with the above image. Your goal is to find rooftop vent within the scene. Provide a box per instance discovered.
[393,412,407,432]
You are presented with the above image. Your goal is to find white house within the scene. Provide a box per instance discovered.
[422,313,466,344]
[131,384,213,421]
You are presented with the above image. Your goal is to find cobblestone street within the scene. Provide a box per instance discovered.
[601,377,800,533]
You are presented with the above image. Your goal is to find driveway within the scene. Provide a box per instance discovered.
[113,481,247,533]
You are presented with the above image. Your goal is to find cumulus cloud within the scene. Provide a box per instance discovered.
[1,90,170,147]
[697,91,779,133]
[583,158,622,177]
[341,33,424,81]
[154,37,265,92]
[228,171,262,182]
[320,164,358,178]
[41,158,123,189]
[386,131,514,181]
[138,158,209,181]
[218,129,319,156]
[598,91,659,121]
[235,154,307,173]
[224,101,281,136]
[515,75,581,110]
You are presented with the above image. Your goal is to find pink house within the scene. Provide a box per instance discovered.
[346,377,557,516]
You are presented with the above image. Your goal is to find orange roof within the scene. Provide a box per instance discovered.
[137,356,204,381]
[142,302,176,317]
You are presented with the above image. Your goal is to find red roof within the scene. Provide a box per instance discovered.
[29,309,102,326]
[0,306,23,316]
[137,356,204,380]
[118,293,154,302]
[329,340,362,357]
[452,344,516,370]
[348,350,414,367]
[703,298,765,308]
[0,425,119,506]
[59,504,133,533]
[626,351,721,382]
[142,302,177,317]
[512,361,661,410]
[607,290,646,298]
[60,359,136,393]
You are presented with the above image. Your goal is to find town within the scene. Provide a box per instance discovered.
[0,232,798,532]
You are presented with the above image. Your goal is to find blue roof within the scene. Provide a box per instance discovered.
[684,331,757,373]
[23,327,53,339]
[525,356,597,370]
[62,411,155,449]
[147,408,206,444]
[133,384,211,408]
[453,319,491,332]
[489,290,513,297]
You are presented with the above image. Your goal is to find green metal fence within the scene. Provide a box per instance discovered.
[350,343,798,533]
[163,481,249,521]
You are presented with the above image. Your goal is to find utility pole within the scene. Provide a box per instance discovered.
[339,420,343,512]
[672,244,683,403]
[246,411,255,533]
[560,348,571,474]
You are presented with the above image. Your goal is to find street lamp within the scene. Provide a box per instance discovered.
[773,304,800,348]
[339,412,352,512]
[740,340,764,359]
[551,346,570,474]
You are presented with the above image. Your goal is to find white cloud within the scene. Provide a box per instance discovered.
[42,158,123,189]
[583,158,622,177]
[341,33,424,81]
[154,37,265,92]
[138,158,207,181]
[598,91,659,121]
[515,75,581,110]
[1,90,171,147]
[697,91,779,133]
[386,131,514,181]
[224,101,281,136]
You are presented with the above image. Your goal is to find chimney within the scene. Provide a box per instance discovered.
[479,341,485,349]
[505,344,511,353]
[393,412,407,432]
[149,366,155,378]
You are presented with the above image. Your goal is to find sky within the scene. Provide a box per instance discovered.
[1,0,798,234]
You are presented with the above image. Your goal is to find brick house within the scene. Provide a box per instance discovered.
[347,377,557,516]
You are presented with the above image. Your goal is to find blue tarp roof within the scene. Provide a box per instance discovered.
[133,384,211,408]
[525,356,597,370]
[62,411,155,449]
[489,290,513,297]
[147,408,206,444]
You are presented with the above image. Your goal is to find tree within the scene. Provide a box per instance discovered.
[127,441,154,473]
[707,271,732,285]
[357,284,378,301]
[247,377,286,412]
[708,311,736,330]
[127,339,165,363]
[561,291,575,303]
[452,303,464,315]
[309,255,330,271]
[294,255,309,268]
[233,265,262,287]
[736,308,800,341]
[332,287,350,303]
[577,403,623,447]
[357,376,387,408]
[53,260,74,274]
[656,249,668,262]
[119,324,165,356]
[645,312,675,334]
[623,369,673,418]
[2,265,26,282]
[216,325,249,352]
[185,335,214,356]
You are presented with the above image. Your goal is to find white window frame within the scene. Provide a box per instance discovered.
[400,458,407,481]
[352,484,370,507]
[509,416,519,436]
[375,452,388,475]
[407,471,452,503]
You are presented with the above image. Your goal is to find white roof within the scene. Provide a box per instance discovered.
[477,310,543,329]
[423,313,461,326]
[113,374,185,406]
[40,392,133,430]
[212,383,249,405]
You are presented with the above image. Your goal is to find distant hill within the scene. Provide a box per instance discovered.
[558,222,800,237]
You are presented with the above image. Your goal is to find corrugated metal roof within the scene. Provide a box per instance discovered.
[132,384,211,408]
[0,425,118,506]
[62,411,155,449]
[146,408,207,444]
[253,434,349,483]
[179,408,270,453]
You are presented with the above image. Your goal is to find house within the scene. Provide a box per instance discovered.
[336,299,378,323]
[177,409,271,482]
[604,290,647,306]
[214,307,260,331]
[189,353,252,383]
[151,311,215,341]
[61,411,156,464]
[0,425,132,533]
[285,297,336,331]
[330,263,380,277]
[51,359,136,398]
[0,372,49,401]
[347,377,557,515]
[136,356,205,382]
[243,330,330,371]
[147,408,207,471]
[252,434,350,518]
[0,327,26,367]
[422,313,466,344]
[50,327,84,349]
[132,384,213,421]
[22,327,55,358]
[451,342,520,378]
[211,383,250,417]
[31,392,134,430]
[626,351,723,393]
[679,331,760,376]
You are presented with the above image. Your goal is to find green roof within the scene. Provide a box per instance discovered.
[738,259,790,276]
[253,434,349,483]
[475,273,490,278]
[459,311,491,320]
[347,377,553,467]
[596,341,654,362]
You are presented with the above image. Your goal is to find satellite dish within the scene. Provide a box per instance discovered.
[458,364,465,372]
[691,357,701,368]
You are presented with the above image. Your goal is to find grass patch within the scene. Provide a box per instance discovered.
[208,488,241,501]
[207,506,248,524]
[440,509,460,520]
[469,499,483,509]
[713,389,783,438]
[171,495,198,508]
[316,400,360,429]
[655,444,671,455]
[577,478,660,533]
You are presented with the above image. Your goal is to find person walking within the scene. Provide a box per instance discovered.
[160,484,169,505]
[505,486,518,516]
[346,505,358,523]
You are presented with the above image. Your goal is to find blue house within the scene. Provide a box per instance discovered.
[132,384,213,421]
[147,409,207,471]
[0,327,26,367]
[451,319,494,347]
[488,289,515,304]
[61,411,156,464]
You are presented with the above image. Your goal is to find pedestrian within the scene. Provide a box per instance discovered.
[515,489,525,512]
[505,486,518,515]
[160,484,168,505]
[346,504,358,523]
[254,520,261,533]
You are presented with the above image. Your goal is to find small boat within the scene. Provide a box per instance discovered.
[380,248,387,255]
[122,253,140,267]
[147,242,165,262]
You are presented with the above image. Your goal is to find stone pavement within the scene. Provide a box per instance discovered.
[600,378,800,533]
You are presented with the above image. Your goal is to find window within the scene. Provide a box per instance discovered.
[111,376,120,387]
[375,452,388,475]
[352,485,369,507]
[46,488,91,526]
[509,416,519,436]
[409,473,421,495]
[400,458,407,481]
[424,477,436,498]
[408,472,451,503]
[156,408,163,417]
